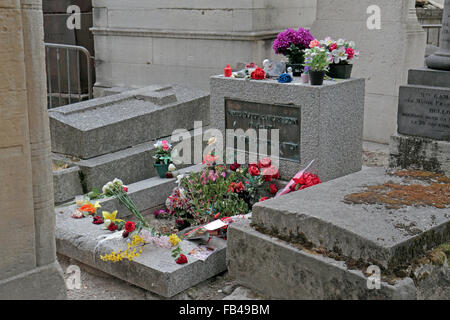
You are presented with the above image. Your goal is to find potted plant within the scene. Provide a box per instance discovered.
[320,37,359,79]
[153,140,173,178]
[273,28,315,77]
[304,42,332,86]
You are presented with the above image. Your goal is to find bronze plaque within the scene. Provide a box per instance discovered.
[225,99,301,162]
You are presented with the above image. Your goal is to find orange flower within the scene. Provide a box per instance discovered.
[79,202,100,215]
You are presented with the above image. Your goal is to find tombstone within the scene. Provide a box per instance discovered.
[210,75,365,182]
[390,0,450,175]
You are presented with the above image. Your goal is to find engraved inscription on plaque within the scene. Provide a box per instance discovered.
[225,99,301,162]
[398,87,450,141]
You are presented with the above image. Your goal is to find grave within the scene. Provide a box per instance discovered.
[227,167,450,299]
[210,76,365,181]
[390,1,450,175]
[49,85,210,202]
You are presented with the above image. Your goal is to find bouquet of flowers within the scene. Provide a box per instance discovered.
[153,140,173,165]
[319,37,359,65]
[304,41,333,72]
[273,28,315,65]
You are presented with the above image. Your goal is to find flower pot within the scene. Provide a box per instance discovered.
[327,63,353,79]
[154,163,170,178]
[309,71,325,86]
[286,63,303,77]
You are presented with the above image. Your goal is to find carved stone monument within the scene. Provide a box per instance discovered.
[390,0,450,175]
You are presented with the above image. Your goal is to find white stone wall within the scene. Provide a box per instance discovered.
[92,0,317,91]
[311,0,426,143]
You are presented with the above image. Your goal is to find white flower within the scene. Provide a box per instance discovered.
[102,184,108,194]
[104,219,111,228]
[348,41,355,48]
[337,38,345,46]
[113,178,123,186]
[176,174,184,186]
[168,164,176,172]
[208,137,217,146]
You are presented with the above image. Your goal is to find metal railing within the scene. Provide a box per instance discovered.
[45,43,93,108]
[422,24,442,47]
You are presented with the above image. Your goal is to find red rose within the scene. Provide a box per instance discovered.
[108,223,118,232]
[230,162,241,171]
[251,68,265,80]
[258,158,272,169]
[92,216,104,225]
[248,165,260,176]
[165,172,173,178]
[122,231,129,238]
[235,182,245,193]
[176,254,188,264]
[123,185,128,192]
[330,43,338,51]
[262,166,279,180]
[124,221,136,233]
[269,184,278,195]
[346,47,354,60]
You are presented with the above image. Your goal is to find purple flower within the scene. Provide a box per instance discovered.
[273,28,314,55]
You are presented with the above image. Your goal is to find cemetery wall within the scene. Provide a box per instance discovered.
[91,0,317,93]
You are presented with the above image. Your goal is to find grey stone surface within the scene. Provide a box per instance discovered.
[426,0,450,70]
[49,84,210,159]
[227,219,418,300]
[251,167,450,268]
[0,261,67,300]
[398,85,450,141]
[53,166,83,204]
[55,204,228,297]
[222,287,260,300]
[390,133,450,175]
[408,68,450,88]
[52,129,208,193]
[96,164,203,219]
[210,76,365,182]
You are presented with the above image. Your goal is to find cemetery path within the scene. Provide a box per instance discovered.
[59,142,389,300]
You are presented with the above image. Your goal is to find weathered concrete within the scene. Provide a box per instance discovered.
[311,0,426,144]
[210,75,365,181]
[55,203,229,297]
[227,219,418,300]
[49,85,209,159]
[252,167,450,268]
[390,133,450,175]
[53,166,84,204]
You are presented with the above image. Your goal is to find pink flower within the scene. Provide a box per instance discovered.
[162,145,169,151]
[309,39,320,48]
[162,140,169,145]
[330,43,338,51]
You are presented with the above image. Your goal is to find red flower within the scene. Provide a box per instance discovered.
[248,165,260,176]
[330,43,338,51]
[125,221,136,233]
[246,62,256,69]
[176,218,185,226]
[259,197,270,202]
[235,182,245,193]
[108,223,118,232]
[269,184,278,195]
[214,212,221,219]
[122,231,129,238]
[165,172,173,178]
[176,254,188,264]
[258,158,272,169]
[123,185,128,192]
[230,162,241,171]
[92,216,104,225]
[346,47,354,60]
[262,166,279,181]
[251,67,265,80]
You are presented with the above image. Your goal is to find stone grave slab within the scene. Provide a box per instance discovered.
[210,75,365,181]
[49,84,209,159]
[251,167,450,268]
[227,219,418,300]
[55,205,229,297]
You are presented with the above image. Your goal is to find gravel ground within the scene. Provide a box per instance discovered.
[59,141,390,300]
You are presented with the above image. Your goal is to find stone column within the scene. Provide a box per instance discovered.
[0,0,66,299]
[426,0,450,70]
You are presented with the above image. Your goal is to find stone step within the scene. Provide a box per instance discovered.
[49,84,209,159]
[55,203,228,298]
[251,167,450,268]
[227,219,442,300]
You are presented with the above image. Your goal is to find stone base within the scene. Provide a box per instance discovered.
[251,167,450,268]
[53,166,83,204]
[227,220,418,300]
[0,262,66,300]
[389,133,450,175]
[55,204,229,298]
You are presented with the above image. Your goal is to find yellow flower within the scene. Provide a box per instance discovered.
[168,234,181,247]
[102,210,124,224]
[94,201,101,209]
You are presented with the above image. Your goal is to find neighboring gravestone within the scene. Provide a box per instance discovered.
[390,1,450,175]
[210,75,365,182]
